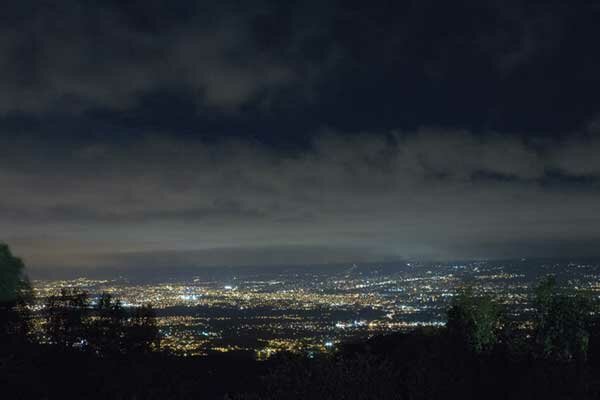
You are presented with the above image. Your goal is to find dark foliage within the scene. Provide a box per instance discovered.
[44,288,90,348]
[446,287,502,354]
[533,276,594,362]
[0,243,33,346]
[43,289,160,355]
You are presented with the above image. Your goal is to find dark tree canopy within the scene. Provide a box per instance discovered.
[0,243,27,304]
[44,288,90,348]
[0,243,33,342]
[42,289,160,355]
[533,276,596,362]
[87,293,126,356]
[124,304,160,354]
[446,287,502,354]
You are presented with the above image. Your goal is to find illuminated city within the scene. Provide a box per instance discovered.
[29,259,600,357]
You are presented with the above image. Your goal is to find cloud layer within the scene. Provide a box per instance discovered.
[2,129,600,270]
[2,1,600,272]
[0,1,313,113]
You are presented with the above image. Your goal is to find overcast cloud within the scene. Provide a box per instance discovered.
[2,129,600,271]
[1,1,600,273]
[0,1,314,113]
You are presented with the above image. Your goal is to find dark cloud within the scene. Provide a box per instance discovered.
[1,1,599,271]
[552,134,600,177]
[1,0,598,134]
[0,1,315,113]
[3,130,600,270]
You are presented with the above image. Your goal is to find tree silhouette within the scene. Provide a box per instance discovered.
[0,243,26,304]
[44,288,89,348]
[446,287,502,354]
[87,293,126,356]
[0,243,33,342]
[533,275,595,362]
[42,287,161,355]
[123,304,160,354]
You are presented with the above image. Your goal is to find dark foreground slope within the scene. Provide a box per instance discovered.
[2,342,263,400]
[3,327,600,400]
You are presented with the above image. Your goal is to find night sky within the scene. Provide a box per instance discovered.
[2,0,600,273]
